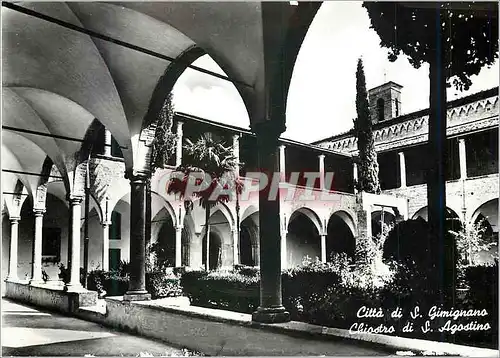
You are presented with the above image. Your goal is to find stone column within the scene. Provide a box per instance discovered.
[280,229,287,270]
[459,138,467,180]
[7,216,20,282]
[66,195,84,291]
[30,209,45,284]
[102,221,111,271]
[175,226,182,267]
[321,234,327,263]
[398,152,407,188]
[104,129,112,156]
[279,145,286,182]
[318,154,325,190]
[252,124,289,323]
[175,121,184,167]
[232,228,239,266]
[124,173,151,301]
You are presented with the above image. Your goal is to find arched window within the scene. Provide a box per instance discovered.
[377,98,385,122]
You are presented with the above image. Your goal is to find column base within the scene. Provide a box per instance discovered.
[252,306,290,323]
[6,276,19,283]
[29,279,45,286]
[123,290,151,301]
[64,283,86,292]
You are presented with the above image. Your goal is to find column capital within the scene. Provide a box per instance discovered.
[9,216,20,223]
[101,220,112,226]
[175,225,184,232]
[125,170,150,183]
[318,153,325,159]
[253,120,285,141]
[33,208,46,217]
[67,194,83,205]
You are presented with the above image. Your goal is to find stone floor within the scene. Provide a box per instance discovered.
[1,299,193,357]
[2,298,391,356]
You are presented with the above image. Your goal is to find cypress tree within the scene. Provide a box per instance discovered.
[354,58,381,194]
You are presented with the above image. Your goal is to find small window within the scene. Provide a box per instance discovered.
[395,99,400,117]
[377,98,385,122]
[109,211,121,240]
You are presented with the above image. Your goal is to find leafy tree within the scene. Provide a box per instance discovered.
[167,133,243,270]
[449,218,498,268]
[353,58,381,194]
[363,2,498,299]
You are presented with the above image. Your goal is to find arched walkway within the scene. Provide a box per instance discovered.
[470,199,498,265]
[239,212,259,266]
[287,210,321,266]
[327,211,356,260]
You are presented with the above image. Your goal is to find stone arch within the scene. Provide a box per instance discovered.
[287,208,321,266]
[289,207,323,234]
[470,199,498,247]
[327,211,356,260]
[241,204,258,222]
[240,211,259,266]
[210,202,234,230]
[411,206,462,234]
[470,197,498,227]
[152,208,176,268]
[151,191,178,228]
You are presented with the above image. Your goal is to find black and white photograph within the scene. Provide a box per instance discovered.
[1,1,499,356]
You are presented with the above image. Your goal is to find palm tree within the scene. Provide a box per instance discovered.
[167,133,243,270]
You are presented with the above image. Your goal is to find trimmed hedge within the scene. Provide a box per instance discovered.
[181,269,259,313]
[87,270,182,299]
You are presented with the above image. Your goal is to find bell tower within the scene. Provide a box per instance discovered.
[368,81,403,124]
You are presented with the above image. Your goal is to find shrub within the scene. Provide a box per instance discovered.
[181,269,259,313]
[456,262,499,347]
[87,268,182,299]
[146,271,183,299]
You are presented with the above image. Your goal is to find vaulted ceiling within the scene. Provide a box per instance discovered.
[2,1,321,203]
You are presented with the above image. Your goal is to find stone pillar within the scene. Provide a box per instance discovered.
[321,234,327,263]
[398,152,407,188]
[175,121,184,167]
[104,129,112,156]
[318,154,325,190]
[353,162,358,194]
[279,145,286,182]
[66,195,84,291]
[7,216,20,282]
[459,138,467,180]
[124,173,151,301]
[280,229,287,270]
[232,228,239,266]
[102,221,111,271]
[175,226,182,267]
[31,209,45,284]
[252,124,289,323]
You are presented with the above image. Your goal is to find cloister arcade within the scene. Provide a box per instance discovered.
[2,2,498,327]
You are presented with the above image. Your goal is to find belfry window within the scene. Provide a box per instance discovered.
[377,98,385,122]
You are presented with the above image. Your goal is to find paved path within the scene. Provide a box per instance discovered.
[2,299,191,357]
[2,298,392,356]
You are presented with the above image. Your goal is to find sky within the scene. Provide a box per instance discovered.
[172,2,499,144]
